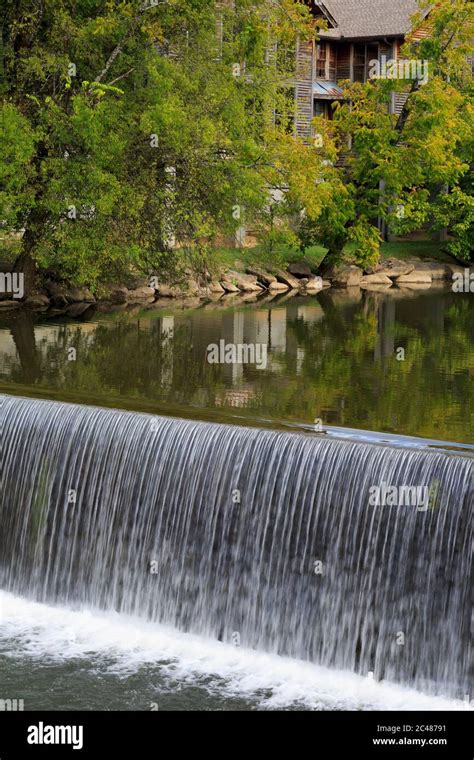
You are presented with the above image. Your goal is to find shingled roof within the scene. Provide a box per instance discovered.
[318,0,426,40]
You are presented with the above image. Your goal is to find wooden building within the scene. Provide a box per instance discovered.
[295,0,430,137]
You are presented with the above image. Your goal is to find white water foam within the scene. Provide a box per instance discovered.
[0,591,469,711]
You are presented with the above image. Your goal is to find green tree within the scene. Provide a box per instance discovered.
[0,0,322,291]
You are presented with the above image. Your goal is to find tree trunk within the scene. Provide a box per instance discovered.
[14,206,50,297]
[14,225,39,298]
[395,79,421,135]
[316,241,347,277]
[13,250,36,299]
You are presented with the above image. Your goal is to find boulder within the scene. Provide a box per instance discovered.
[65,287,95,303]
[127,286,156,302]
[430,279,450,288]
[360,274,393,286]
[368,258,414,278]
[24,294,50,310]
[45,281,66,297]
[328,265,363,288]
[305,276,324,291]
[0,300,20,310]
[288,260,312,278]
[268,281,289,292]
[106,286,129,304]
[409,260,448,279]
[245,266,277,286]
[45,281,69,307]
[157,284,181,298]
[395,271,432,284]
[222,270,262,292]
[183,278,203,296]
[220,281,240,293]
[275,269,301,289]
[208,282,225,294]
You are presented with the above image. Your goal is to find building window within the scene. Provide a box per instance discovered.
[353,44,366,83]
[316,42,336,80]
[353,43,380,83]
[313,99,332,120]
[316,43,328,78]
[315,42,336,82]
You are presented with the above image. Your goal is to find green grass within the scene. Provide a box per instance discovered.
[209,243,327,274]
[380,241,450,261]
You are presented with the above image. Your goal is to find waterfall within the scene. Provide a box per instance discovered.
[1,394,472,699]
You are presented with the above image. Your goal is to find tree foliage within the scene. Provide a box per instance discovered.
[0,0,319,286]
[306,0,474,268]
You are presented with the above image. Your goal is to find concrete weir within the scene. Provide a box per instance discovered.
[1,394,472,699]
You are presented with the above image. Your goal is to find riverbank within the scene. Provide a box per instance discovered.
[0,250,470,318]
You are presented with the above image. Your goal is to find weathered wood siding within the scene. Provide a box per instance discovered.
[295,39,314,138]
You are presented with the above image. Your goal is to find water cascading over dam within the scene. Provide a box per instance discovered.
[0,394,472,699]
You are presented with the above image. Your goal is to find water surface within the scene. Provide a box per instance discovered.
[1,287,472,443]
